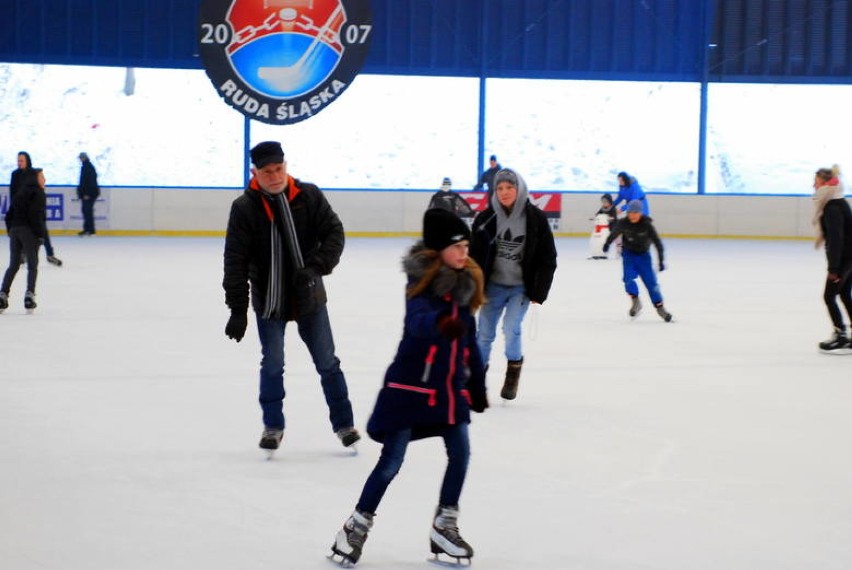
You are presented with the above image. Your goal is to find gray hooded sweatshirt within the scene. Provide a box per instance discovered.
[489,168,529,287]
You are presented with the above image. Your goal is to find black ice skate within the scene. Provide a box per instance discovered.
[818,329,851,354]
[258,428,283,459]
[654,303,673,322]
[330,510,373,566]
[629,295,642,318]
[501,358,523,400]
[24,291,37,312]
[47,256,63,267]
[336,426,361,450]
[0,291,8,313]
[429,505,473,566]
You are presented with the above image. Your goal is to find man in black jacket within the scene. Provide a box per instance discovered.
[76,152,99,236]
[222,141,360,455]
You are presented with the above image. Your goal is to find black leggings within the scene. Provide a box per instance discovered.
[2,226,39,294]
[823,265,852,331]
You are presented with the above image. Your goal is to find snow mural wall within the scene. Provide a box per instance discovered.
[2,63,851,195]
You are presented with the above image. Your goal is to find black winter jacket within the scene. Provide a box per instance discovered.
[222,177,344,321]
[470,203,557,304]
[5,182,46,238]
[605,216,664,262]
[821,198,852,275]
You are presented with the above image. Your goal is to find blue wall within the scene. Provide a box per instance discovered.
[1,1,850,84]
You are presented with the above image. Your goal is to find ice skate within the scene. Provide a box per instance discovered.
[329,510,373,566]
[24,291,37,313]
[629,295,642,318]
[818,329,851,354]
[258,427,283,459]
[336,426,361,452]
[429,505,473,566]
[0,291,8,313]
[500,358,523,401]
[47,255,63,267]
[654,303,673,322]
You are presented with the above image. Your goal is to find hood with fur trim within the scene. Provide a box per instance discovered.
[403,242,479,307]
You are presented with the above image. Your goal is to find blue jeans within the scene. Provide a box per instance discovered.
[476,283,530,366]
[356,423,470,514]
[255,305,354,432]
[622,250,663,305]
[81,198,96,233]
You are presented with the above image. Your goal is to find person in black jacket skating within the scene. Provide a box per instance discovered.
[811,166,852,352]
[1,169,46,312]
[603,200,672,322]
[9,152,62,266]
[331,208,487,566]
[470,168,557,401]
[222,141,359,454]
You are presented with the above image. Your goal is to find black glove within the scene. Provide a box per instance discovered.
[225,311,248,342]
[602,242,610,253]
[470,389,489,413]
[658,261,665,272]
[437,315,466,339]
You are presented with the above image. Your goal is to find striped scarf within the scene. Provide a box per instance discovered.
[258,186,304,320]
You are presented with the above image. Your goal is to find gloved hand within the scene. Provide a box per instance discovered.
[225,311,248,342]
[437,314,466,339]
[658,261,665,272]
[470,389,489,413]
[602,242,610,253]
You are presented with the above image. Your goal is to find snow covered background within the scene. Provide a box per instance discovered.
[3,62,852,194]
[1,235,851,570]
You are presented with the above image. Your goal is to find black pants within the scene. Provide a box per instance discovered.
[82,198,96,233]
[823,264,852,331]
[2,226,39,294]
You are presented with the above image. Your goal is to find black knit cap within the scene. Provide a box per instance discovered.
[251,141,285,168]
[423,208,470,252]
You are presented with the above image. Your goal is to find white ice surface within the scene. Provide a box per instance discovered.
[1,236,851,570]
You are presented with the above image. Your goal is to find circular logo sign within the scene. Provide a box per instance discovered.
[198,0,372,125]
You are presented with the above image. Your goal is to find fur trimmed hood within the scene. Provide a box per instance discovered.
[403,241,482,308]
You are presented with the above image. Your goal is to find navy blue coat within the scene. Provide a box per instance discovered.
[367,252,487,443]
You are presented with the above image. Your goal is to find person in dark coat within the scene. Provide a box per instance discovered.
[470,168,557,401]
[473,154,501,201]
[1,169,46,312]
[428,177,474,220]
[9,151,61,266]
[331,208,488,566]
[222,141,359,454]
[811,166,852,352]
[603,199,673,322]
[76,152,99,236]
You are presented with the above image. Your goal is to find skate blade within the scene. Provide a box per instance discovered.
[327,551,356,568]
[428,553,472,567]
[819,347,852,355]
[263,449,277,460]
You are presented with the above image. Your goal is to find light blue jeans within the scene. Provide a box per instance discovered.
[255,305,354,432]
[476,283,530,366]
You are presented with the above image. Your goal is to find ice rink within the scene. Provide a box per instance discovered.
[1,235,850,570]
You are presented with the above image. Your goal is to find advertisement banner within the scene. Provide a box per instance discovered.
[457,191,562,231]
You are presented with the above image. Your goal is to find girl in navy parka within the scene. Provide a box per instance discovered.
[331,208,488,567]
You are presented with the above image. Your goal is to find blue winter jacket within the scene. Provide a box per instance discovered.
[367,245,487,443]
[613,178,650,215]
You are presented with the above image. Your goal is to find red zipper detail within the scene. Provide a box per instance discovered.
[421,345,438,383]
[387,382,437,406]
[446,304,458,424]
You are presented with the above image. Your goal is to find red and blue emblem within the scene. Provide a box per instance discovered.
[199,0,372,125]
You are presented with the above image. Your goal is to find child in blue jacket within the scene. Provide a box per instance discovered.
[331,208,488,566]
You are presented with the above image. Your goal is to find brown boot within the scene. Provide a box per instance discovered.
[501,358,523,400]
